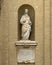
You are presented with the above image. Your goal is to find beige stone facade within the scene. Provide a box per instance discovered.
[0,0,52,65]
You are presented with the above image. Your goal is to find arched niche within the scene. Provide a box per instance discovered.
[18,4,35,41]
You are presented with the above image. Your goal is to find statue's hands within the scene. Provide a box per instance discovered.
[23,21,26,23]
[22,21,26,24]
[29,22,32,25]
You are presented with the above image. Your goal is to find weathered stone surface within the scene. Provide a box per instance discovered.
[17,49,35,63]
[0,0,52,65]
[16,40,37,46]
[16,40,37,64]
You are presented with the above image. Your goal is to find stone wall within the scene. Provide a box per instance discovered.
[0,0,52,65]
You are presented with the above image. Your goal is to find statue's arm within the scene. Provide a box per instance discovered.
[20,16,25,24]
[29,19,32,25]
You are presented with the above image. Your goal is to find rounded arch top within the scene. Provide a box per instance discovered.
[18,4,35,11]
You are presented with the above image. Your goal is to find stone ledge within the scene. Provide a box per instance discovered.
[15,40,37,46]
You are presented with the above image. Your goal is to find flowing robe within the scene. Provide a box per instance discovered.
[20,14,32,40]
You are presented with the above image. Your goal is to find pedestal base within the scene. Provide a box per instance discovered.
[15,40,37,64]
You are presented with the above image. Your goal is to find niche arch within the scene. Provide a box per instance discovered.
[18,4,35,40]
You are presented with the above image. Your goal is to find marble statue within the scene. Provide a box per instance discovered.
[20,9,32,40]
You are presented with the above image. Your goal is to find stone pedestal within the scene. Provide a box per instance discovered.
[15,40,37,64]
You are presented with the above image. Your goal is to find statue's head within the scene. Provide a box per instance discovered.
[25,9,28,14]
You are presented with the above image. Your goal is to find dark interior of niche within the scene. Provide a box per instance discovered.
[18,4,35,41]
